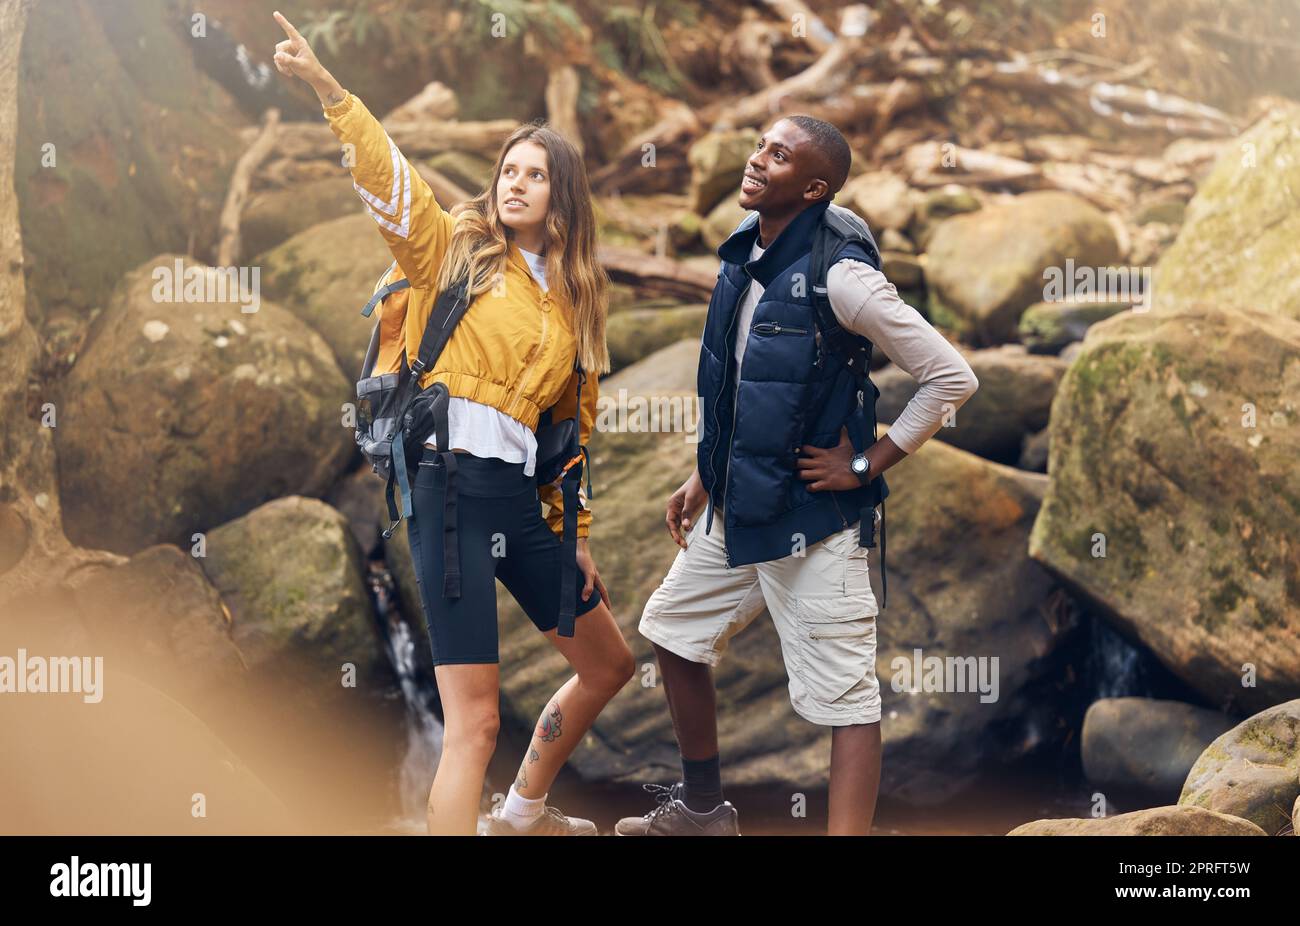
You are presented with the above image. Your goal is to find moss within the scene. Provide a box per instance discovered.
[1208,578,1245,615]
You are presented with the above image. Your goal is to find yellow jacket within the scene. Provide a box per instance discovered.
[324,91,596,537]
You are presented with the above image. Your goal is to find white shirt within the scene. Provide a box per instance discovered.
[422,245,547,475]
[733,238,978,454]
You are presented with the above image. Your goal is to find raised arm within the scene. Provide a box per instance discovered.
[272,11,453,288]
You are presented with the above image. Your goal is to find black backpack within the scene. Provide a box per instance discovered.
[353,264,589,636]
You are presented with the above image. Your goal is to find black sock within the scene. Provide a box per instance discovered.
[681,754,723,813]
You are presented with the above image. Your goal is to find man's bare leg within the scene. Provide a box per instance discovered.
[653,641,719,759]
[828,721,882,835]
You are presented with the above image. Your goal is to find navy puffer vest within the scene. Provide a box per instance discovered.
[698,199,889,568]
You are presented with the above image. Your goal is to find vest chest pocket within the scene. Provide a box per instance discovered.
[752,322,809,336]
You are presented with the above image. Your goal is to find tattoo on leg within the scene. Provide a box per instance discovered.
[515,764,528,791]
[537,700,563,743]
[529,746,539,764]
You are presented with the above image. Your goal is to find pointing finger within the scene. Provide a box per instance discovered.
[273,10,304,42]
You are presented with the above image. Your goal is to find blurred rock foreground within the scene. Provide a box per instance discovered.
[1,0,1297,832]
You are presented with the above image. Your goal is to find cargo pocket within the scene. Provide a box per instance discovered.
[792,594,877,705]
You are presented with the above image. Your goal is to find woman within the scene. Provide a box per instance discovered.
[273,11,634,836]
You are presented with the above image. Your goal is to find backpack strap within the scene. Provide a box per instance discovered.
[809,208,889,609]
[380,273,472,543]
[555,354,589,638]
[361,275,410,318]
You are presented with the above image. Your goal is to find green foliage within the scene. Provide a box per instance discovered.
[600,3,691,94]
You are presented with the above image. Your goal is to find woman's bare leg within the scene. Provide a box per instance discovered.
[512,601,634,798]
[428,662,500,835]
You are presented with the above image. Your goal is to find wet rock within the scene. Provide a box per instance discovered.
[1081,697,1236,798]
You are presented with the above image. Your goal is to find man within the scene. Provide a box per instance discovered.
[616,116,979,836]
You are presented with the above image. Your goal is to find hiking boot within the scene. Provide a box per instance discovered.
[484,804,598,836]
[614,782,740,836]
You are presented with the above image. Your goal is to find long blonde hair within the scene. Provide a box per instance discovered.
[433,121,610,374]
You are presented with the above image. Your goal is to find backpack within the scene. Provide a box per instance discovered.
[353,261,590,636]
[354,261,470,538]
[806,204,890,608]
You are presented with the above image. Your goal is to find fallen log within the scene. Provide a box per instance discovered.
[217,107,280,267]
[598,244,718,301]
[244,117,519,162]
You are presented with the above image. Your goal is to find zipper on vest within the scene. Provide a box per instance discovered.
[709,279,750,567]
[829,490,849,528]
[752,322,809,336]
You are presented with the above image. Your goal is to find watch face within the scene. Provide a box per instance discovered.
[852,456,868,474]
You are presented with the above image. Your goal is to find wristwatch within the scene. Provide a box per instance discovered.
[850,451,871,484]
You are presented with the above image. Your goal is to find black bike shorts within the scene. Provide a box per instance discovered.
[405,448,601,665]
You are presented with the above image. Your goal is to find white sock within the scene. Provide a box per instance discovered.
[500,784,547,829]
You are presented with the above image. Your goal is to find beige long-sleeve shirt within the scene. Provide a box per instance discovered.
[733,240,979,454]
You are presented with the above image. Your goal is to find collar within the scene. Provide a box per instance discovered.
[717,199,831,288]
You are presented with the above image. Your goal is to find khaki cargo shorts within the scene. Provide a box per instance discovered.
[638,513,881,726]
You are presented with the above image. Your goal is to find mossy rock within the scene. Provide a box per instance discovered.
[201,496,387,690]
[15,0,246,319]
[1018,299,1133,354]
[243,179,363,260]
[256,212,395,376]
[688,128,759,215]
[925,191,1119,345]
[1008,805,1265,836]
[1029,306,1300,711]
[1154,104,1300,321]
[1178,699,1300,834]
[606,304,707,373]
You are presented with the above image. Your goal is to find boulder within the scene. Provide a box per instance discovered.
[600,338,700,397]
[53,255,355,555]
[242,179,363,260]
[1179,699,1300,835]
[1154,105,1300,321]
[257,212,396,377]
[15,0,244,319]
[874,344,1066,463]
[907,183,981,251]
[925,191,1120,344]
[1018,299,1133,354]
[1029,306,1300,712]
[688,129,759,215]
[71,544,248,699]
[1081,697,1236,798]
[882,252,923,289]
[1178,756,1298,835]
[1008,805,1266,836]
[199,496,392,700]
[701,191,750,251]
[422,150,494,194]
[606,305,707,372]
[843,170,915,231]
[1018,426,1051,473]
